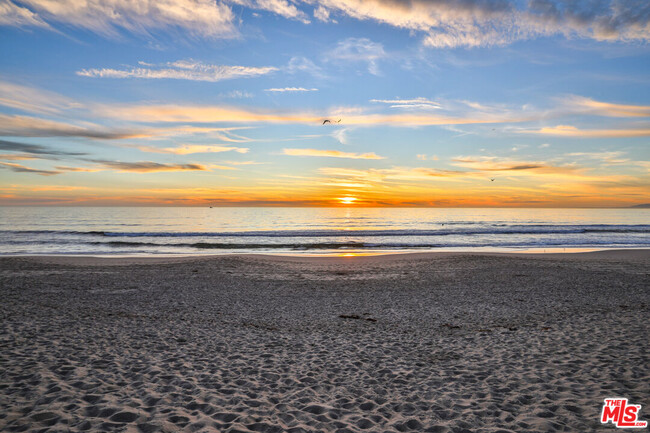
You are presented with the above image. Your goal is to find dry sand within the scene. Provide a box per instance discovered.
[0,250,648,432]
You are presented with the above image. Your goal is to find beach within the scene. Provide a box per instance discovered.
[1,250,648,432]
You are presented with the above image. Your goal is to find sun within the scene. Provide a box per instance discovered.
[338,196,357,205]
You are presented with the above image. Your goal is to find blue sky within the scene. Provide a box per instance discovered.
[0,0,649,206]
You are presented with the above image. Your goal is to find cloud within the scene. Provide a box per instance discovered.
[0,139,87,157]
[327,38,387,75]
[0,153,39,160]
[283,148,385,159]
[521,125,650,138]
[0,114,143,139]
[371,97,441,110]
[97,102,535,126]
[562,96,650,118]
[564,151,630,165]
[86,159,208,173]
[265,87,318,92]
[77,60,277,82]
[451,156,580,174]
[313,5,332,22]
[221,160,265,165]
[1,0,236,38]
[3,0,649,48]
[0,0,49,27]
[0,161,61,175]
[331,128,349,145]
[54,166,101,172]
[311,0,650,48]
[286,56,326,78]
[0,80,81,114]
[317,166,473,184]
[228,0,310,23]
[417,154,439,161]
[133,144,249,155]
[526,0,650,43]
[219,90,254,99]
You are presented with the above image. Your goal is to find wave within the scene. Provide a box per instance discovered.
[2,224,649,238]
[84,239,650,249]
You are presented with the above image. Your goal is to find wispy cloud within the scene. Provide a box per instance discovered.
[317,166,473,184]
[78,60,277,82]
[0,114,143,139]
[0,161,60,175]
[313,5,332,22]
[97,103,536,126]
[0,80,80,114]
[283,148,384,159]
[521,125,650,138]
[54,165,101,172]
[451,156,580,175]
[228,0,309,23]
[133,144,249,155]
[0,153,39,160]
[312,0,650,48]
[0,1,50,28]
[0,139,87,157]
[265,87,318,92]
[562,96,650,118]
[371,97,441,110]
[564,151,630,165]
[219,90,254,99]
[86,159,208,173]
[0,0,236,38]
[3,0,649,49]
[326,38,387,75]
[221,160,265,165]
[286,56,327,79]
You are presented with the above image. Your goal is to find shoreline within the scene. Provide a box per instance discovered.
[3,247,649,266]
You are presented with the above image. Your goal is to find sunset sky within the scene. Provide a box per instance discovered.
[0,0,649,207]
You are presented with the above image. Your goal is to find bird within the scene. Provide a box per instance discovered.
[336,119,341,123]
[322,119,331,125]
[489,178,495,182]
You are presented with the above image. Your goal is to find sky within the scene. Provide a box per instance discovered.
[0,0,649,207]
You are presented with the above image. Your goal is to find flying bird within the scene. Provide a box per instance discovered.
[489,178,496,182]
[322,119,331,125]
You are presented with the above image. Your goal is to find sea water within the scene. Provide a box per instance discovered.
[0,207,648,255]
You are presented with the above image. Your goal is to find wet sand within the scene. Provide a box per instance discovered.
[1,251,648,432]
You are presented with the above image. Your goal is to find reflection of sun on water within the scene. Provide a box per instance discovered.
[338,196,357,205]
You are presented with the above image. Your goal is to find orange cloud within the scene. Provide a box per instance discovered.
[283,148,385,159]
[133,144,249,155]
[520,125,650,138]
[97,103,537,126]
[564,96,650,118]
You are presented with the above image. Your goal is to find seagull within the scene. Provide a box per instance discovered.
[322,119,331,125]
[489,178,496,182]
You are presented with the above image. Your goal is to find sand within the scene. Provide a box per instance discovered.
[0,250,648,432]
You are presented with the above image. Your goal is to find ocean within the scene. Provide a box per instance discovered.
[0,207,648,256]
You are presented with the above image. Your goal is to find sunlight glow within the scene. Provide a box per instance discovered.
[338,196,357,205]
